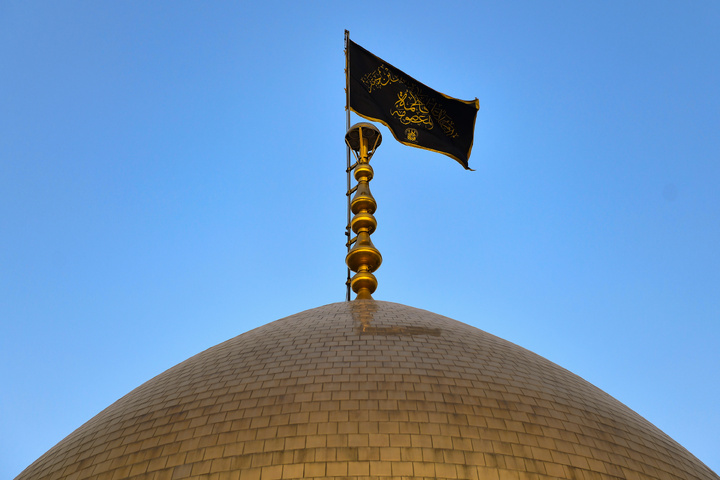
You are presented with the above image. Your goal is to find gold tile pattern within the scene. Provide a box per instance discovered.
[16,301,718,480]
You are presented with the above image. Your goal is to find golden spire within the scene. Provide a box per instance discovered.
[345,123,382,300]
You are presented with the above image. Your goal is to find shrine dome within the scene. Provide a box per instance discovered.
[16,300,719,480]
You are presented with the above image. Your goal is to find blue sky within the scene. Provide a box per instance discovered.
[1,2,719,477]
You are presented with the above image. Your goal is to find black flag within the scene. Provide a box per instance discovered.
[347,39,479,170]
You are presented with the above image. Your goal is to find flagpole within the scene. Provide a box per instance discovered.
[344,29,352,301]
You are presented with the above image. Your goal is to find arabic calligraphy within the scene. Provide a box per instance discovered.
[428,100,459,139]
[360,64,401,93]
[392,90,433,128]
[360,64,460,138]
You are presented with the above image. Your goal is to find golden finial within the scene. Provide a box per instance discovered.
[345,123,382,300]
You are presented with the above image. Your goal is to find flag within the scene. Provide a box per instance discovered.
[347,39,479,170]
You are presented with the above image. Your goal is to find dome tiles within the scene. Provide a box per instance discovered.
[16,300,719,480]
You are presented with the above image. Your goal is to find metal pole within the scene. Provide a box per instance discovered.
[344,30,352,301]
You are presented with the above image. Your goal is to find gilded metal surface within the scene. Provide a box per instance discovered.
[345,123,382,300]
[348,270,377,300]
[344,122,382,152]
[345,236,382,272]
[16,301,719,480]
[350,183,376,217]
[349,212,376,235]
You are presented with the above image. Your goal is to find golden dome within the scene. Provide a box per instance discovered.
[16,301,718,480]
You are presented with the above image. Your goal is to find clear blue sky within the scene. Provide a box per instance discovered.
[2,2,719,478]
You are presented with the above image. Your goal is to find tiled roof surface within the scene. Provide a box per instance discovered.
[16,301,719,480]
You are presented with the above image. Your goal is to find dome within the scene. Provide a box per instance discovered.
[16,301,718,480]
